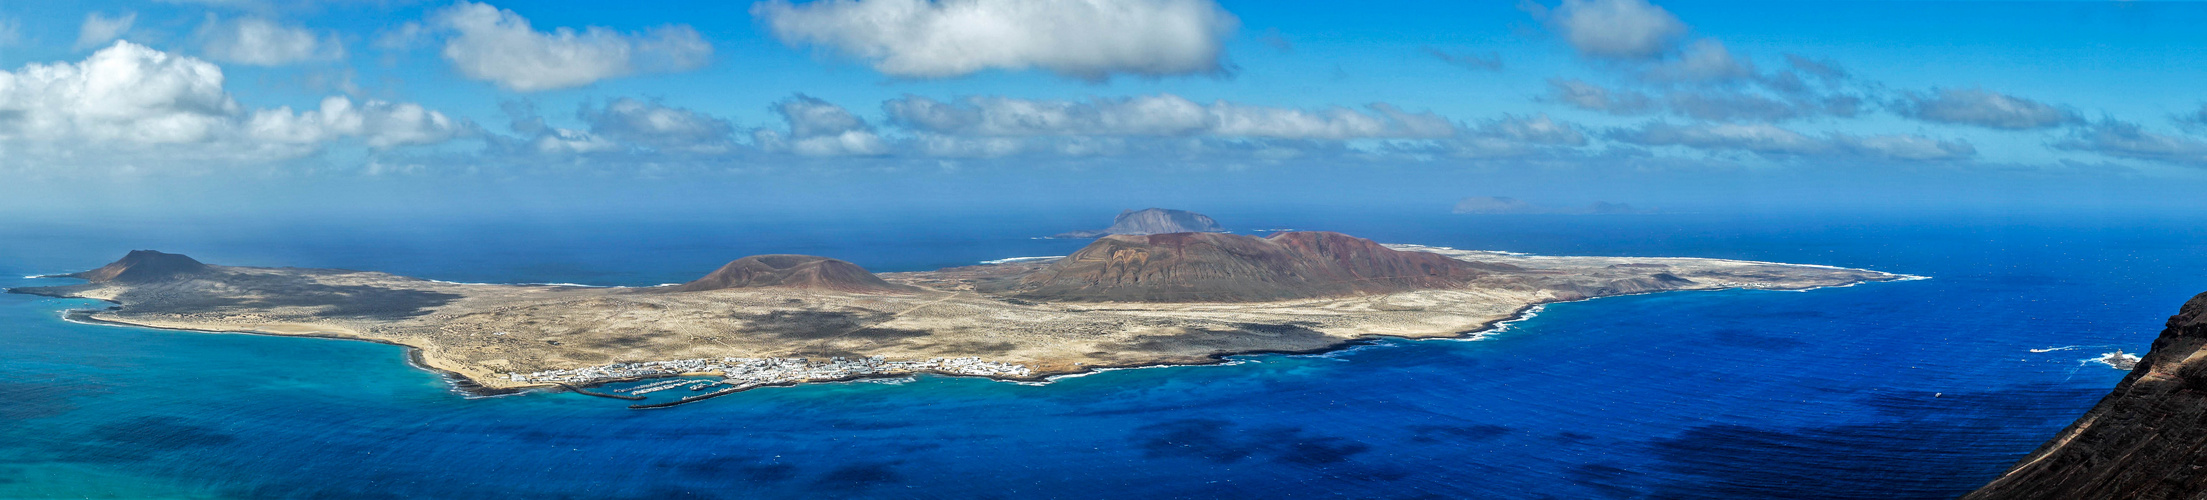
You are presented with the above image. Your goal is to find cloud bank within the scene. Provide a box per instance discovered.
[2055,120,2207,167]
[0,42,462,172]
[753,0,1237,80]
[196,17,346,65]
[1536,0,1686,60]
[755,95,891,156]
[1895,88,2078,130]
[1611,122,1973,161]
[883,94,1455,140]
[430,1,713,91]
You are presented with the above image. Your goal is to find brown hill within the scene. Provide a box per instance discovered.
[993,231,1513,302]
[1052,208,1225,239]
[1965,291,2207,499]
[68,250,211,283]
[671,255,915,294]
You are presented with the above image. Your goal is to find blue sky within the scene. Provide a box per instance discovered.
[3,0,2206,217]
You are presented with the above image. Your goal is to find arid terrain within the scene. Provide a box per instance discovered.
[10,232,1908,399]
[1965,291,2207,499]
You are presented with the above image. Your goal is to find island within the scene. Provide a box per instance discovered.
[1451,196,1653,215]
[1965,291,2207,499]
[8,231,1908,407]
[1049,208,1225,238]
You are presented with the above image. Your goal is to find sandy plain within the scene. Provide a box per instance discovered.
[11,244,1908,396]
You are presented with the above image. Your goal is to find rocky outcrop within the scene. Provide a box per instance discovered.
[991,231,1516,302]
[671,255,915,294]
[1051,208,1224,239]
[67,250,211,283]
[1965,292,2207,499]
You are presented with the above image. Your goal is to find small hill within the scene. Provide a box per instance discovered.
[68,250,211,283]
[1052,208,1225,239]
[993,231,1514,302]
[671,255,915,294]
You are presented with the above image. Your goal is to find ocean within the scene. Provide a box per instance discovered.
[0,209,2196,499]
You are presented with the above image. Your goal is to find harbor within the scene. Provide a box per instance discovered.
[512,355,1035,407]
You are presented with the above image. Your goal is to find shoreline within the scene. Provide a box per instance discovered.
[7,259,1923,407]
[592,270,1924,402]
[53,306,539,399]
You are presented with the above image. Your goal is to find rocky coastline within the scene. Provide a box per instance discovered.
[1965,291,2207,499]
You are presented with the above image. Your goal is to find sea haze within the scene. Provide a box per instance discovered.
[0,209,2195,499]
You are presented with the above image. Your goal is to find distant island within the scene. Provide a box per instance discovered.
[1050,208,1225,238]
[1966,291,2207,499]
[9,232,1906,407]
[1452,196,1653,215]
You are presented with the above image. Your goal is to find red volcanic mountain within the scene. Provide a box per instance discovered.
[994,231,1514,302]
[672,255,916,294]
[68,250,212,283]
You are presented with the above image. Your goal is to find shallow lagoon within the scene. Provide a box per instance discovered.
[0,210,2192,498]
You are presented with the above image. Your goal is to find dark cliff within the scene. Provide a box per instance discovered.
[1966,291,2207,499]
[991,231,1514,302]
[1052,208,1225,239]
[671,255,916,294]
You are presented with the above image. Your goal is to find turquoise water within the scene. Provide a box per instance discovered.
[0,211,2196,498]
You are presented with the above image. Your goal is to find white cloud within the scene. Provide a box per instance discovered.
[532,127,622,154]
[752,0,1237,80]
[578,98,736,154]
[1432,114,1590,158]
[157,0,402,13]
[1664,91,1807,122]
[1549,75,1860,123]
[197,17,346,65]
[76,12,138,51]
[1215,102,1456,139]
[375,21,429,50]
[488,98,736,159]
[1610,121,1972,161]
[1612,122,1819,155]
[1475,114,1586,146]
[245,96,464,148]
[1538,0,1685,60]
[1641,39,1752,83]
[1895,88,2078,130]
[913,133,1026,158]
[882,94,1456,140]
[1532,1,1876,125]
[758,94,889,156]
[1544,79,1656,115]
[430,1,713,91]
[2,41,237,145]
[159,0,275,7]
[0,41,464,172]
[1839,134,1975,161]
[2054,120,2207,166]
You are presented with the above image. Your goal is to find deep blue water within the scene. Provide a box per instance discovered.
[1,210,2199,499]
